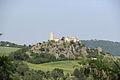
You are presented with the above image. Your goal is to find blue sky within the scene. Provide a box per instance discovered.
[0,0,120,44]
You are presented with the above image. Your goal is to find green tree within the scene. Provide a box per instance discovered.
[51,68,64,80]
[0,56,12,80]
[59,54,66,60]
[16,63,29,76]
[10,47,29,61]
[23,70,42,80]
[73,68,84,80]
[61,37,65,41]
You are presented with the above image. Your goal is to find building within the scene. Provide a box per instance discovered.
[50,32,60,42]
[65,37,79,42]
[50,32,54,40]
[50,32,79,42]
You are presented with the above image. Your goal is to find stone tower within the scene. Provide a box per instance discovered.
[50,32,54,40]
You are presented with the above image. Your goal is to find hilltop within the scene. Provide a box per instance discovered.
[26,40,109,59]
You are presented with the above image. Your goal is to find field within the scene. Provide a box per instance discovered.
[25,60,81,74]
[0,47,20,56]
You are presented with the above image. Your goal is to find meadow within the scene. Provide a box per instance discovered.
[25,60,81,74]
[0,46,20,56]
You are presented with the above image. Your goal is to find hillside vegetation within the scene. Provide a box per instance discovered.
[81,40,120,56]
[1,55,120,80]
[1,40,120,80]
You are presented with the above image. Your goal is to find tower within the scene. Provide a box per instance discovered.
[50,32,54,40]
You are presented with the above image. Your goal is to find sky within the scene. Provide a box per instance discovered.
[0,0,120,45]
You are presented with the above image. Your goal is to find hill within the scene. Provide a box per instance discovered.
[0,47,20,56]
[81,40,120,56]
[0,41,25,48]
[27,40,109,59]
[10,40,111,64]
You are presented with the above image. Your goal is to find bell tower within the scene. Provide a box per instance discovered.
[50,32,54,40]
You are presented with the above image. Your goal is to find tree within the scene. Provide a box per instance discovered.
[0,56,13,80]
[73,68,83,80]
[23,70,42,80]
[59,54,66,60]
[61,37,65,41]
[16,63,29,76]
[70,41,75,45]
[51,68,64,80]
[10,47,29,61]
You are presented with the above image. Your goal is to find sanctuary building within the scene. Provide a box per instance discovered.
[50,32,79,42]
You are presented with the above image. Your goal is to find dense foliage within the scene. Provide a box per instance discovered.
[0,56,13,80]
[10,60,65,80]
[73,57,120,80]
[9,47,29,61]
[28,53,56,64]
[1,55,120,80]
[9,47,57,64]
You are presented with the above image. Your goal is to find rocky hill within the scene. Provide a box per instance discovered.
[27,40,110,59]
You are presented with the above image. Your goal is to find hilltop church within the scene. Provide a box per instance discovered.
[50,32,79,42]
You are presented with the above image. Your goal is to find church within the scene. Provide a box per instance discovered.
[50,32,79,42]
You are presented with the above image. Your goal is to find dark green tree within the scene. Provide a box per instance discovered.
[9,47,29,61]
[73,68,83,80]
[16,63,29,76]
[0,56,12,80]
[51,68,64,80]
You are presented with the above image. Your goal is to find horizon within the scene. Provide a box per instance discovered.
[0,0,120,44]
[0,35,120,45]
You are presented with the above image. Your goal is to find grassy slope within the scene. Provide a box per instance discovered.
[0,47,20,56]
[25,60,81,74]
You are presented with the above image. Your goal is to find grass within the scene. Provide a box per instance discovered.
[25,60,81,74]
[0,46,20,56]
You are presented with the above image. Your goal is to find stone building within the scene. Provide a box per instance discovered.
[50,32,79,42]
[50,32,60,42]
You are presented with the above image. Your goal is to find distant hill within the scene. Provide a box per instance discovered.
[81,40,120,56]
[0,41,25,48]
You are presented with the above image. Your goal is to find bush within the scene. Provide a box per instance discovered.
[9,47,29,61]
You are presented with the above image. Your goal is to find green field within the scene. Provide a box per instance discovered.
[0,47,20,56]
[25,60,81,74]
